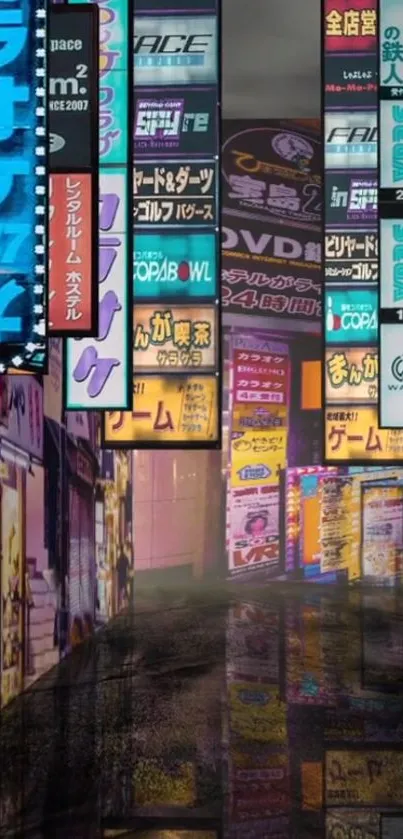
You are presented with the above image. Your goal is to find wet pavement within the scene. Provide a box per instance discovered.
[1,586,403,838]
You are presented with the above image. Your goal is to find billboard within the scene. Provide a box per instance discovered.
[0,0,47,373]
[65,0,131,410]
[133,232,217,299]
[49,174,96,333]
[102,375,219,446]
[134,15,218,86]
[133,160,218,227]
[133,88,217,157]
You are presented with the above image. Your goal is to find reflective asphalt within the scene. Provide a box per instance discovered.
[1,586,403,838]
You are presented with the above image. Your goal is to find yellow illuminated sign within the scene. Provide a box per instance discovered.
[103,375,218,446]
[325,407,403,461]
[232,401,287,433]
[231,429,287,488]
[325,347,378,405]
[326,751,403,806]
[133,304,216,371]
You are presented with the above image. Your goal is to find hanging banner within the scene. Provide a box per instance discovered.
[66,0,131,409]
[362,484,403,579]
[102,376,219,447]
[133,304,217,372]
[0,0,47,373]
[228,486,280,572]
[49,174,96,333]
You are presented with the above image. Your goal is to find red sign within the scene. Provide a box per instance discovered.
[324,0,376,53]
[49,173,93,333]
[233,350,289,404]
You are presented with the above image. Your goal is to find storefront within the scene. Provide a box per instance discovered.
[0,374,44,707]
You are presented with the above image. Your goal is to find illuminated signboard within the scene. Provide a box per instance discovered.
[0,0,47,373]
[133,304,217,372]
[325,407,403,462]
[102,375,219,446]
[378,0,403,427]
[65,0,131,410]
[325,287,378,345]
[325,111,377,170]
[126,0,221,449]
[48,4,98,336]
[133,160,218,228]
[325,347,378,404]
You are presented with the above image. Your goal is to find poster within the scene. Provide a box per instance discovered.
[325,407,403,461]
[319,476,352,573]
[325,751,403,806]
[102,375,219,446]
[325,347,378,404]
[1,481,23,707]
[228,486,280,573]
[325,287,378,345]
[133,304,217,371]
[231,430,287,488]
[361,485,403,578]
[0,0,47,373]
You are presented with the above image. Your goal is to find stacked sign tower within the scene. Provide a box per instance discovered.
[324,0,403,463]
[378,0,403,427]
[103,0,221,448]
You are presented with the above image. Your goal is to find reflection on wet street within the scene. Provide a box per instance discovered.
[1,588,403,838]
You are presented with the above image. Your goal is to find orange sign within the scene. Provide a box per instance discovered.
[49,173,93,333]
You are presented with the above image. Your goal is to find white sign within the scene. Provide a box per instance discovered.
[65,171,129,409]
[380,323,403,428]
[2,376,44,460]
[325,111,377,170]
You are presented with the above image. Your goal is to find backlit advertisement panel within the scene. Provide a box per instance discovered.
[65,0,131,410]
[134,15,218,87]
[134,88,217,157]
[325,111,377,170]
[324,0,377,54]
[133,160,218,227]
[49,174,95,333]
[379,324,403,427]
[65,171,129,409]
[325,287,378,345]
[324,54,377,108]
[133,232,217,299]
[379,102,403,191]
[324,172,377,227]
[325,347,378,404]
[133,304,217,371]
[0,0,47,373]
[325,231,378,283]
[325,407,403,461]
[102,375,219,446]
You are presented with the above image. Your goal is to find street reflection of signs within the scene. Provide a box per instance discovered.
[325,348,378,404]
[325,407,403,461]
[325,750,403,806]
[103,375,218,444]
[133,161,217,226]
[133,759,196,806]
[133,305,216,371]
[231,430,287,488]
[233,350,289,404]
[325,231,378,282]
[228,682,287,744]
[326,809,380,839]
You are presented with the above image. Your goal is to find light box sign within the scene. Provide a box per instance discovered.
[134,15,218,87]
[49,173,94,333]
[380,102,403,190]
[230,430,287,488]
[134,88,217,157]
[102,375,219,446]
[325,172,377,227]
[65,0,131,410]
[325,347,378,405]
[133,160,217,227]
[133,304,217,372]
[324,0,377,54]
[325,287,378,345]
[133,231,217,299]
[325,230,378,283]
[380,219,403,308]
[0,0,47,373]
[324,111,377,170]
[325,407,403,462]
[379,323,403,427]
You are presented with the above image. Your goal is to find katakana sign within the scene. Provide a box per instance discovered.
[133,160,217,227]
[133,305,217,372]
[325,407,403,461]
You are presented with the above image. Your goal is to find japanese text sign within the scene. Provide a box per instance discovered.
[49,174,95,334]
[65,171,129,409]
[49,4,99,172]
[133,161,217,227]
[325,347,378,404]
[133,305,217,372]
[324,0,377,53]
[230,430,287,488]
[102,375,219,446]
[0,0,47,373]
[325,407,403,461]
[134,231,217,300]
[233,350,289,405]
[325,231,378,283]
[379,0,403,91]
